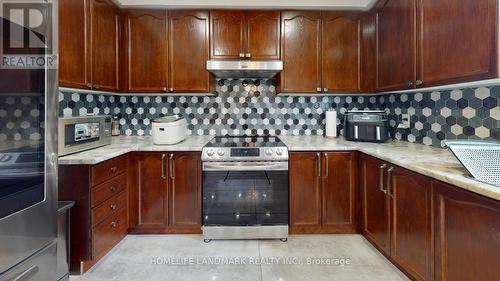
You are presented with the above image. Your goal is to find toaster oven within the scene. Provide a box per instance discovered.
[58,116,112,156]
[344,110,389,143]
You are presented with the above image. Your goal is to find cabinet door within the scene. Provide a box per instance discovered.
[122,10,167,93]
[360,154,391,254]
[360,13,376,93]
[168,152,202,230]
[322,12,361,93]
[245,11,280,60]
[59,0,89,89]
[434,182,500,281]
[322,152,358,233]
[418,0,498,87]
[134,153,168,229]
[210,11,245,60]
[376,0,416,91]
[280,11,322,93]
[169,10,211,93]
[289,152,322,233]
[389,167,432,281]
[90,0,119,91]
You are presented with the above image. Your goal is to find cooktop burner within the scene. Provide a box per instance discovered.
[205,136,286,148]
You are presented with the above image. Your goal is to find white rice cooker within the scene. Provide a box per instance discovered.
[151,115,188,145]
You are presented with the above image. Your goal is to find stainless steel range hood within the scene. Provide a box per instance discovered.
[206,60,283,79]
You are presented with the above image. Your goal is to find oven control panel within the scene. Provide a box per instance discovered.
[231,148,260,157]
[202,147,289,162]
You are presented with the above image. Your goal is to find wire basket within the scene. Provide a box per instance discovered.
[445,140,500,187]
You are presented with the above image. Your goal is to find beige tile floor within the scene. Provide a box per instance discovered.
[69,234,409,281]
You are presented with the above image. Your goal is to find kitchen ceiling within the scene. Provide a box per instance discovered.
[114,0,377,10]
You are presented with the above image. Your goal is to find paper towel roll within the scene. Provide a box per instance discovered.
[325,110,337,138]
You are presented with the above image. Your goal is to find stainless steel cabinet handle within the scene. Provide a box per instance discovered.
[408,81,414,88]
[245,53,251,58]
[169,154,174,179]
[387,167,395,198]
[111,221,117,228]
[316,87,322,92]
[169,87,174,92]
[110,203,117,210]
[316,153,321,178]
[93,84,100,90]
[239,53,245,58]
[12,265,39,281]
[415,80,423,87]
[161,154,166,179]
[379,164,387,194]
[323,88,328,92]
[162,87,168,92]
[86,83,93,89]
[324,153,329,177]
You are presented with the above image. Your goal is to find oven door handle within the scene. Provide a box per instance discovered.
[202,162,289,171]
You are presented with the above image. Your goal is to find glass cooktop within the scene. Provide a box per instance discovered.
[205,136,286,148]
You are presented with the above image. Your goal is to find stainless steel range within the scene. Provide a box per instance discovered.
[201,136,289,242]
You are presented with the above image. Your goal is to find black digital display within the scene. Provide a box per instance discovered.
[231,148,260,157]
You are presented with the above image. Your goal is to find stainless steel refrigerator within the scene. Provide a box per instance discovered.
[0,0,58,280]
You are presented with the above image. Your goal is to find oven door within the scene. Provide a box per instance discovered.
[202,162,289,227]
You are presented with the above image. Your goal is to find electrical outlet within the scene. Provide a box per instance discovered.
[398,114,410,129]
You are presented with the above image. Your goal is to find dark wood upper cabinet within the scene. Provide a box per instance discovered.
[245,11,281,60]
[375,0,417,91]
[210,11,245,60]
[89,0,120,91]
[133,153,169,229]
[390,167,432,281]
[322,12,361,93]
[418,0,499,87]
[280,11,322,93]
[360,13,377,93]
[289,152,322,232]
[169,10,212,93]
[59,0,89,89]
[210,11,280,60]
[434,181,500,281]
[322,152,358,232]
[168,152,202,229]
[360,154,391,254]
[121,10,167,93]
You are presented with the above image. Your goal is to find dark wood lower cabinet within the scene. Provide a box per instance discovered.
[360,154,391,253]
[58,155,129,275]
[434,182,500,281]
[361,154,432,281]
[390,167,433,281]
[129,152,202,234]
[289,151,358,234]
[289,152,322,232]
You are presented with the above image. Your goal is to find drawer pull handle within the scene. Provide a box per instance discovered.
[110,203,117,210]
[111,221,117,228]
[110,166,117,173]
[110,186,117,192]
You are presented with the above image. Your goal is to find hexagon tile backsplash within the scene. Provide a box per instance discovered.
[58,79,499,148]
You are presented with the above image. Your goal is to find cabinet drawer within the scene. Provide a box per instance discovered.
[92,190,127,227]
[92,207,127,257]
[92,173,126,207]
[91,156,127,186]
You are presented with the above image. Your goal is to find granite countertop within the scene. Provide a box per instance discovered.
[58,135,499,201]
[280,136,500,201]
[58,135,213,165]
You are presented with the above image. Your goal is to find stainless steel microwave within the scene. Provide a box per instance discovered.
[58,116,112,156]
